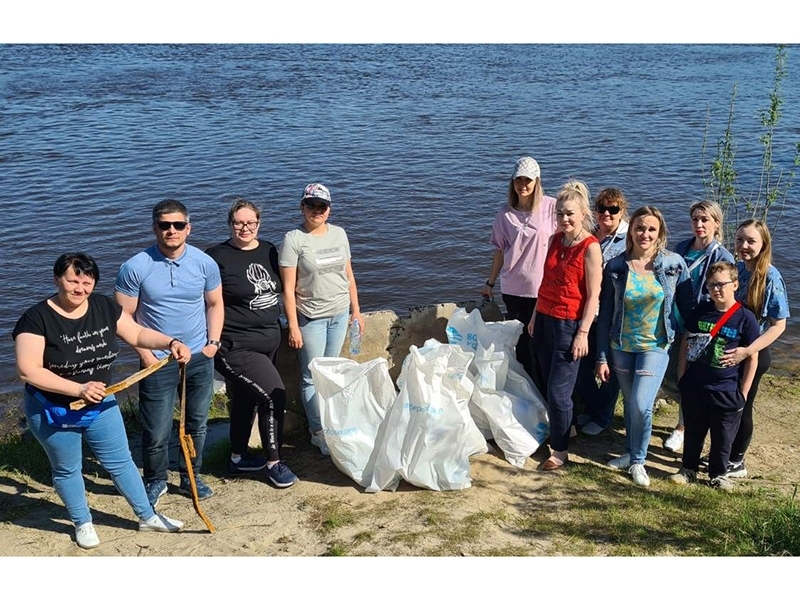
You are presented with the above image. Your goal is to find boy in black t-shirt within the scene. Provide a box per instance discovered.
[670,261,759,491]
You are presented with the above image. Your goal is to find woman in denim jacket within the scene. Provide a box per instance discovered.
[596,206,695,486]
[663,200,734,453]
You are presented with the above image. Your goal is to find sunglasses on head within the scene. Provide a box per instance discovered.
[156,220,188,231]
[595,204,621,215]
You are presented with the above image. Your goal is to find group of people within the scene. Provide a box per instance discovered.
[483,156,790,489]
[11,158,791,550]
[13,183,361,549]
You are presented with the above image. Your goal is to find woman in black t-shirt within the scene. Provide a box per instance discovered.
[206,199,298,488]
[13,253,191,549]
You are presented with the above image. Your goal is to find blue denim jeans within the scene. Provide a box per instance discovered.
[298,310,349,432]
[610,346,670,465]
[138,352,214,483]
[25,389,156,527]
[573,322,620,429]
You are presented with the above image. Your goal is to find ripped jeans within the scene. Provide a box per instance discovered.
[610,346,670,465]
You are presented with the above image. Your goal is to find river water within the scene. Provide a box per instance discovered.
[2,44,799,396]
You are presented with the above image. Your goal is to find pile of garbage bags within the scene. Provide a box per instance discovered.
[309,308,549,492]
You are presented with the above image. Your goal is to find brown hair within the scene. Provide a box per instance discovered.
[735,219,772,318]
[507,177,544,210]
[707,260,738,282]
[626,205,669,257]
[595,187,629,222]
[227,198,261,225]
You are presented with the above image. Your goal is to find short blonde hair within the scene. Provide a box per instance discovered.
[690,200,725,243]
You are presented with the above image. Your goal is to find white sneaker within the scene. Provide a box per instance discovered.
[75,522,100,549]
[607,453,631,470]
[139,512,184,533]
[310,430,331,456]
[664,429,684,453]
[629,464,650,487]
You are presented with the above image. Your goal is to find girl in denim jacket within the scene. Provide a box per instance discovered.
[596,206,695,486]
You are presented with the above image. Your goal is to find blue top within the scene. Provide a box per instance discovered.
[115,244,222,355]
[673,238,735,305]
[596,220,628,266]
[596,249,695,363]
[734,262,790,334]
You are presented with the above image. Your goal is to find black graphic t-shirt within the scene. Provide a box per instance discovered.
[682,300,760,392]
[206,239,282,342]
[13,294,122,406]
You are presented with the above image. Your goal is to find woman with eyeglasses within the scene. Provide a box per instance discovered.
[573,188,629,436]
[663,200,735,454]
[596,206,695,487]
[13,252,189,549]
[716,219,789,478]
[206,199,298,488]
[279,183,363,456]
[482,157,557,390]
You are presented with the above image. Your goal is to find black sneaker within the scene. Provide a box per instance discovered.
[698,455,709,472]
[267,462,299,488]
[179,474,214,500]
[726,461,748,479]
[228,453,268,475]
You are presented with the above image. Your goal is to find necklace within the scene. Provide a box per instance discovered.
[560,228,584,259]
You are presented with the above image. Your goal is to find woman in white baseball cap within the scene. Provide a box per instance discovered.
[481,157,557,391]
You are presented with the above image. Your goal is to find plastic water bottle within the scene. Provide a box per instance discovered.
[349,318,361,355]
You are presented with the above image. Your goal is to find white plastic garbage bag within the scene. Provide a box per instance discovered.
[310,357,397,488]
[367,344,476,492]
[445,306,523,355]
[396,339,488,457]
[447,309,550,468]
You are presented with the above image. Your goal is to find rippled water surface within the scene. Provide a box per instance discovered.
[2,44,799,393]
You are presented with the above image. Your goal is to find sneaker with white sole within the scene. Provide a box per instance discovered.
[669,467,697,485]
[581,421,605,436]
[664,429,684,453]
[144,479,168,508]
[75,522,100,549]
[139,513,184,533]
[267,462,299,488]
[725,461,748,479]
[710,476,735,491]
[607,453,631,470]
[629,464,650,487]
[310,430,331,456]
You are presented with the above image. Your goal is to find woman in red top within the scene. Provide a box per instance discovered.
[527,180,602,470]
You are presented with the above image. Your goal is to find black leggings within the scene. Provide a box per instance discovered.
[502,294,543,392]
[215,329,286,462]
[729,346,772,464]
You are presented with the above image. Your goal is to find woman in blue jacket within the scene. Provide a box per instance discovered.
[596,206,695,487]
[663,200,734,453]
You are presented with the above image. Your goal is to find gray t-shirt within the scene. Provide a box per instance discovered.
[279,223,351,318]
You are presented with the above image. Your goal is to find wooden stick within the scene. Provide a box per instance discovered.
[69,355,173,410]
[178,362,216,533]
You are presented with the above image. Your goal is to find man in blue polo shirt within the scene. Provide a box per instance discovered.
[115,199,224,506]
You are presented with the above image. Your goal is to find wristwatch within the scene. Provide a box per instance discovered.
[207,340,221,349]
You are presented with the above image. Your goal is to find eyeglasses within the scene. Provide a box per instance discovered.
[595,204,621,215]
[156,221,188,231]
[706,281,735,291]
[232,220,259,230]
[303,202,329,213]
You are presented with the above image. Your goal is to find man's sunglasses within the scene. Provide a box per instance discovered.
[595,204,621,215]
[156,221,189,231]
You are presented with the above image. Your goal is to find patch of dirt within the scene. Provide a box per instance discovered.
[1,375,798,557]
